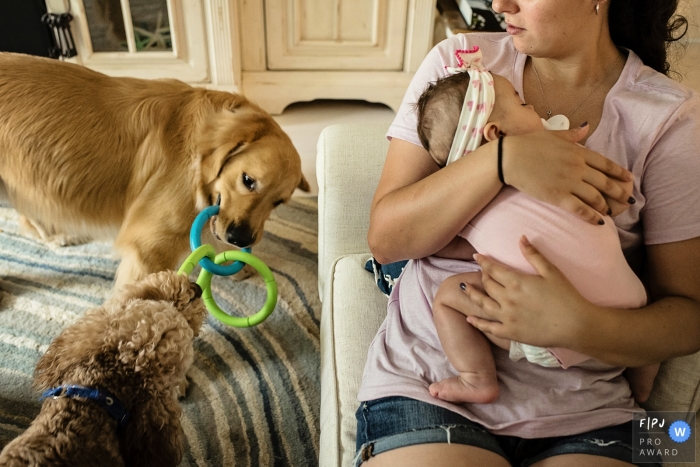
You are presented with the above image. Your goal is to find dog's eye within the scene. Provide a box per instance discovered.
[242,173,256,192]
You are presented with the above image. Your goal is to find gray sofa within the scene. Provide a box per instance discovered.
[317,123,700,467]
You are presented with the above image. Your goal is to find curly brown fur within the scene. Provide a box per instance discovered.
[0,271,206,467]
[0,52,310,290]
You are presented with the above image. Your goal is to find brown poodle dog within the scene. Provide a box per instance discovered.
[0,271,207,467]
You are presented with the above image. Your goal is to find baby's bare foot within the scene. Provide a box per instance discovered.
[429,372,499,404]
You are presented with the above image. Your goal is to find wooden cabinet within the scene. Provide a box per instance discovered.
[264,0,408,70]
[47,0,435,113]
[237,0,435,114]
[46,0,238,89]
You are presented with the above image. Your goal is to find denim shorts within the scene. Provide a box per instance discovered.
[354,396,662,467]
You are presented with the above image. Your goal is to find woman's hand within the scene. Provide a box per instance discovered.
[455,236,700,367]
[606,178,635,217]
[502,126,635,225]
[460,236,593,348]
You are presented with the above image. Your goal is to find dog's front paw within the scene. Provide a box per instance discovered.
[18,215,88,247]
[46,234,90,248]
[232,264,255,281]
[18,215,44,240]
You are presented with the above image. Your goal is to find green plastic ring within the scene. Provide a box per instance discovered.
[197,251,277,327]
[178,246,278,328]
[178,245,217,276]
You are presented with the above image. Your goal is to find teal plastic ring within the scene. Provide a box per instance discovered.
[190,205,251,276]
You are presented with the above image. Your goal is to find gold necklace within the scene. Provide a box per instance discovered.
[531,54,622,118]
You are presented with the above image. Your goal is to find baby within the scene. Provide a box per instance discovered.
[418,47,658,405]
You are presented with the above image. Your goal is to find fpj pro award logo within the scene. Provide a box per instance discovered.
[633,411,696,463]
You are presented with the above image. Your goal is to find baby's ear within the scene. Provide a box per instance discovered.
[483,122,501,142]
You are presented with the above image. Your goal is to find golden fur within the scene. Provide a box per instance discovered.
[0,271,206,467]
[0,52,310,289]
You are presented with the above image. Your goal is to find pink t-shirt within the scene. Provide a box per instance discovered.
[357,33,700,438]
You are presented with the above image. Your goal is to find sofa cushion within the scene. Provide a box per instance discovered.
[644,352,700,414]
[316,124,391,298]
[320,253,388,467]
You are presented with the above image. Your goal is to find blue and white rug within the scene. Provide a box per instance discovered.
[0,197,320,466]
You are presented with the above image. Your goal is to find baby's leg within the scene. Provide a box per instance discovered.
[625,363,660,404]
[429,275,500,403]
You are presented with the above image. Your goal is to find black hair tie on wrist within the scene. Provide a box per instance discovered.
[497,135,506,185]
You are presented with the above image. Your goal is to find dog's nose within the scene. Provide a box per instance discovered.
[225,223,253,247]
[191,282,202,299]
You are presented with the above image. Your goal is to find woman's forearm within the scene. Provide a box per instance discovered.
[572,237,700,367]
[368,139,502,264]
[369,130,635,264]
[573,296,700,367]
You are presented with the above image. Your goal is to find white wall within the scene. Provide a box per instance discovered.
[679,0,700,91]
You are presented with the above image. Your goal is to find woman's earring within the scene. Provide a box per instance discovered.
[595,2,599,14]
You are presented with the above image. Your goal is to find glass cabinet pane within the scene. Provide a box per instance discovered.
[82,0,172,53]
[83,0,128,52]
[130,0,172,51]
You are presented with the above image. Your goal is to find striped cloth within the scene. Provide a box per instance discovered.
[0,197,320,466]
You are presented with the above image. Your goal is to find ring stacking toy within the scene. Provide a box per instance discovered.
[178,207,278,328]
[189,205,251,275]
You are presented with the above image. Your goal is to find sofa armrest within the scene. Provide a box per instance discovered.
[317,123,391,297]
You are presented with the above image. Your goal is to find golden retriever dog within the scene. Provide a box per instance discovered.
[0,271,206,467]
[0,52,309,289]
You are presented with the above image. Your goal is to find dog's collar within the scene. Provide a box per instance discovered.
[41,384,129,430]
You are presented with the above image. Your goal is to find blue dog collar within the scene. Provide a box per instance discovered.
[41,384,129,430]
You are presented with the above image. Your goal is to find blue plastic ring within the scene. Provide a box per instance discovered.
[190,205,252,276]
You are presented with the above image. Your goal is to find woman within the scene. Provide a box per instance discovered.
[356,0,700,466]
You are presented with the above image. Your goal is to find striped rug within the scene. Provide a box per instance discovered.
[0,197,320,466]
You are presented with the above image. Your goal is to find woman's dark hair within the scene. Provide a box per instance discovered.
[609,0,688,76]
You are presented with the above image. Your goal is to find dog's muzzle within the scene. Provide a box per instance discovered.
[225,223,253,248]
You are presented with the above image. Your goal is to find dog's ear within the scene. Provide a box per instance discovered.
[115,300,195,376]
[298,174,311,192]
[34,309,109,390]
[199,145,235,186]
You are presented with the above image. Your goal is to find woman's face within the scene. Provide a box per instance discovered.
[491,0,599,57]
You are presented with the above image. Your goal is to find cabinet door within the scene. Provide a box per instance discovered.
[265,0,408,70]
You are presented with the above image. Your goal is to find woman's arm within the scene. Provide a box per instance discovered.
[369,128,635,264]
[581,236,700,366]
[460,236,700,367]
[368,138,502,264]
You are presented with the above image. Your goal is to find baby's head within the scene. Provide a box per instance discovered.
[417,71,543,165]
